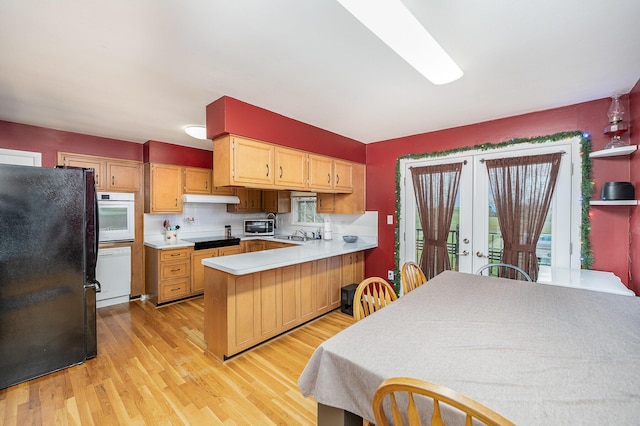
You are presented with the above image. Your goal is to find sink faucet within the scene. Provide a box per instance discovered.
[296,229,308,239]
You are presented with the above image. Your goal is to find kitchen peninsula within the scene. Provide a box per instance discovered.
[202,236,376,359]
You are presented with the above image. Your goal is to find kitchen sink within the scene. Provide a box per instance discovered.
[274,235,311,242]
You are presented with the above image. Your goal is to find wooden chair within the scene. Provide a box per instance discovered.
[401,261,427,294]
[372,377,515,426]
[353,277,398,321]
[475,262,532,282]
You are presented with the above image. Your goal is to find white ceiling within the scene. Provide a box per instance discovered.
[1,1,639,151]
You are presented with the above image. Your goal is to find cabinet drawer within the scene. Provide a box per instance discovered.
[160,259,190,280]
[160,248,190,261]
[159,279,189,302]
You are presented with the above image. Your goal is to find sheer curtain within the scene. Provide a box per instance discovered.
[484,153,562,282]
[410,163,463,279]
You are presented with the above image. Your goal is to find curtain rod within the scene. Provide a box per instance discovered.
[479,150,566,163]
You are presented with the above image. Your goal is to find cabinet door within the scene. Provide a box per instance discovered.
[246,240,266,252]
[262,190,291,213]
[307,154,333,192]
[342,252,362,286]
[316,193,335,213]
[298,261,315,321]
[228,188,262,213]
[259,269,278,336]
[146,163,183,213]
[184,167,211,194]
[314,258,330,313]
[59,154,107,190]
[219,245,242,256]
[333,160,353,193]
[232,136,274,186]
[328,255,343,307]
[191,248,217,294]
[330,163,365,214]
[107,161,141,192]
[211,185,235,195]
[279,265,299,328]
[275,147,307,189]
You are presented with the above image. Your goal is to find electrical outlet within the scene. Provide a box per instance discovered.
[387,270,395,281]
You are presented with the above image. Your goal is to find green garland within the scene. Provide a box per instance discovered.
[393,131,593,291]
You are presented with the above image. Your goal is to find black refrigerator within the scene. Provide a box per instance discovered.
[0,164,100,389]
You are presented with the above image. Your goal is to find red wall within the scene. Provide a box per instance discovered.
[143,140,212,168]
[630,80,640,294]
[206,96,366,163]
[365,96,637,292]
[0,120,142,167]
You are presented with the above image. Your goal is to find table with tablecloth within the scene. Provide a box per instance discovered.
[299,270,640,425]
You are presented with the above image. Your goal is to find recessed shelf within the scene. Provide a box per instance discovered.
[590,200,639,206]
[589,145,637,158]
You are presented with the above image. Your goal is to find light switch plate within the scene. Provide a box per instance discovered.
[387,215,393,225]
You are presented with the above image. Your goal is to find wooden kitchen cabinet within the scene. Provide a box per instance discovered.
[342,251,365,286]
[307,154,334,192]
[274,146,307,189]
[191,245,242,295]
[262,190,291,213]
[213,135,274,188]
[212,134,364,196]
[227,188,262,213]
[317,163,365,214]
[191,248,216,294]
[204,255,345,359]
[218,245,242,256]
[244,240,266,253]
[106,161,141,192]
[145,246,191,304]
[184,167,212,194]
[144,163,183,213]
[59,153,107,190]
[58,153,142,192]
[333,160,353,193]
[265,241,293,250]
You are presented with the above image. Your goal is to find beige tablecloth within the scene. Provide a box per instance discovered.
[299,271,640,425]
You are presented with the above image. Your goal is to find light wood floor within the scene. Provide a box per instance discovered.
[0,297,355,425]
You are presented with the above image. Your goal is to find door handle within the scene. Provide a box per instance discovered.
[266,164,269,177]
[279,166,283,178]
[476,251,488,258]
[457,250,469,256]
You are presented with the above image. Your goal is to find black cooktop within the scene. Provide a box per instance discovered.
[181,236,241,250]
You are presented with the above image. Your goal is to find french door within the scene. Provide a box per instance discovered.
[399,140,580,279]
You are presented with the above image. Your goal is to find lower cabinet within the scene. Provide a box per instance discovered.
[204,253,356,359]
[145,246,191,305]
[146,244,242,304]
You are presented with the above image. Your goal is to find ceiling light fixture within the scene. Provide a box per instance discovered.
[184,125,207,140]
[336,0,463,85]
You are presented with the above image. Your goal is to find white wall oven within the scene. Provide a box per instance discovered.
[97,192,135,242]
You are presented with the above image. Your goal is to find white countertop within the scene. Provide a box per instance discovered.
[537,267,635,296]
[202,236,377,275]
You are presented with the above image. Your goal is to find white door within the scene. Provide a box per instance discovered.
[400,139,580,278]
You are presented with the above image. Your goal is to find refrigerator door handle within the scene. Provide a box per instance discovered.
[85,279,101,293]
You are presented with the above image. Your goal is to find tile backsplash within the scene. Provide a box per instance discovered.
[144,203,378,240]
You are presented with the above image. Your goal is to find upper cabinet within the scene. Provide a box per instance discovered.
[183,167,212,194]
[307,154,334,192]
[213,134,362,194]
[274,146,307,189]
[317,163,365,214]
[333,159,353,193]
[58,152,141,192]
[214,135,274,188]
[144,163,183,213]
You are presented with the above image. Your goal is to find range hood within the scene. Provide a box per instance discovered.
[182,194,240,204]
